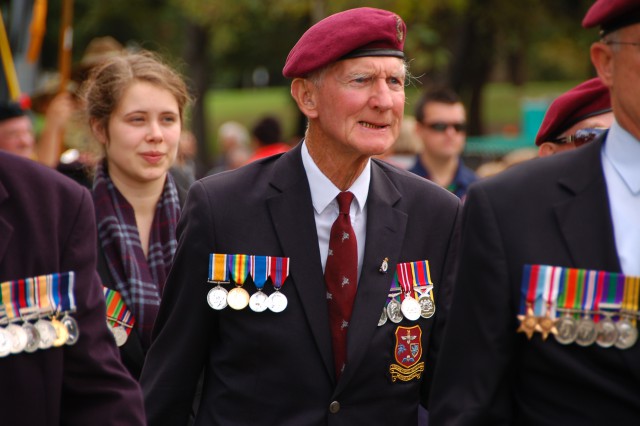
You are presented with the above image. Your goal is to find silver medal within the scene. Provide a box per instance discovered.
[386,299,403,324]
[401,296,421,321]
[418,294,436,319]
[575,317,597,347]
[61,314,80,345]
[378,308,388,327]
[268,291,288,313]
[615,317,638,350]
[22,322,41,353]
[110,325,128,347]
[34,319,57,350]
[207,285,229,310]
[554,315,578,345]
[595,316,619,348]
[6,323,28,354]
[249,291,269,312]
[0,327,13,357]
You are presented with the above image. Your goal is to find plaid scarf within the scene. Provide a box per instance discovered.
[93,162,180,349]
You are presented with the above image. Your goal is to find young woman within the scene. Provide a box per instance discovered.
[83,50,191,378]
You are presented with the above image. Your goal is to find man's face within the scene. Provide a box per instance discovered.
[0,116,35,158]
[416,102,466,161]
[538,111,614,157]
[307,56,406,160]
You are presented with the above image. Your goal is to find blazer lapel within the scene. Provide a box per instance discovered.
[0,179,12,265]
[553,139,621,272]
[266,144,335,381]
[337,161,407,393]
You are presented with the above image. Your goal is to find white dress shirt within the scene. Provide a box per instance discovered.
[301,141,370,281]
[602,120,640,276]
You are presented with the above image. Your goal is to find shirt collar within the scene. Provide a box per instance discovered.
[301,141,371,215]
[604,120,640,194]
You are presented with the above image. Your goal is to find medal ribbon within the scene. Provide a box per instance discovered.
[540,265,560,318]
[519,264,541,316]
[397,262,417,302]
[581,269,597,317]
[103,287,135,334]
[269,256,290,290]
[0,280,14,320]
[387,274,401,304]
[11,279,29,320]
[228,254,250,286]
[251,255,269,291]
[46,273,60,316]
[623,275,640,327]
[592,270,606,322]
[56,272,76,313]
[533,265,549,317]
[412,260,433,296]
[208,253,229,282]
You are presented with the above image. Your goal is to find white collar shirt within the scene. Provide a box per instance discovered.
[602,120,640,275]
[301,141,370,281]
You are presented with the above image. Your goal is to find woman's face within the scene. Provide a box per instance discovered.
[96,81,181,186]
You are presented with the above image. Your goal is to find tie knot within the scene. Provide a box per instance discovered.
[336,191,354,215]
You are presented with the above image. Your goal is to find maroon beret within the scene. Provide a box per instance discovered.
[535,78,611,146]
[283,7,406,78]
[582,0,640,35]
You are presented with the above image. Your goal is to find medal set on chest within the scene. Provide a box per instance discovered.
[102,287,134,347]
[517,264,640,349]
[206,253,290,313]
[378,260,436,327]
[0,272,80,358]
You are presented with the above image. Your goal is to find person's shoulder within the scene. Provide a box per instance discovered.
[0,152,89,203]
[472,143,597,195]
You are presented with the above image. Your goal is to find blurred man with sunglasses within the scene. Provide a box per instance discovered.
[409,87,477,199]
[431,0,640,424]
[537,77,613,157]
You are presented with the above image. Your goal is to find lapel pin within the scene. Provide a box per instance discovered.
[379,257,389,274]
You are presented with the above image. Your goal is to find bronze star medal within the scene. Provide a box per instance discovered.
[517,306,538,340]
[536,313,558,341]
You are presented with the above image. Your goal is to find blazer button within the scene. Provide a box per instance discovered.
[329,401,341,414]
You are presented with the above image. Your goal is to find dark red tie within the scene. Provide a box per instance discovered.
[325,191,358,379]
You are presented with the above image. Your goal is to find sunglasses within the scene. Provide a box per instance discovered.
[550,127,607,147]
[424,122,467,133]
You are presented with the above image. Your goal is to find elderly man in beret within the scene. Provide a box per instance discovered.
[431,0,640,424]
[140,7,461,425]
[0,102,36,159]
[537,77,613,157]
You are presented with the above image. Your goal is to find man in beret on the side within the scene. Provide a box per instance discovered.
[141,7,461,425]
[537,77,613,157]
[0,101,36,159]
[431,0,640,424]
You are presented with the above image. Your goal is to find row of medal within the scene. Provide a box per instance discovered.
[378,260,436,326]
[103,287,134,347]
[206,254,290,313]
[0,272,80,357]
[518,264,640,349]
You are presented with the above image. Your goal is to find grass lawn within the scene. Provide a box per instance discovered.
[204,80,581,157]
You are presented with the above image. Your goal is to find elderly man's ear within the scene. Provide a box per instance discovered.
[291,78,318,118]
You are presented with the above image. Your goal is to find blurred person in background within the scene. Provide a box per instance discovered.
[83,50,191,379]
[537,77,613,157]
[207,121,251,175]
[0,102,35,159]
[410,87,477,199]
[245,115,289,164]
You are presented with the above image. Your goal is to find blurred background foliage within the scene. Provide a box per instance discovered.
[3,0,599,167]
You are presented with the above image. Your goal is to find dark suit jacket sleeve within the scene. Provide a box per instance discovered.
[140,180,216,425]
[59,186,146,425]
[429,183,516,425]
[421,197,462,407]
